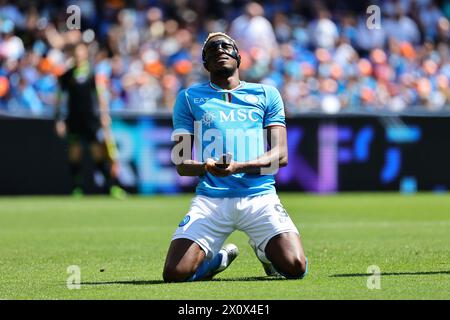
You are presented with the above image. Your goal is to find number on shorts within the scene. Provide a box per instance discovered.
[274,204,288,217]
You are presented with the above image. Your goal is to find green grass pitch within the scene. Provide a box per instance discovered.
[0,193,449,300]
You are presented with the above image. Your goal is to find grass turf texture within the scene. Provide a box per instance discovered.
[0,193,449,300]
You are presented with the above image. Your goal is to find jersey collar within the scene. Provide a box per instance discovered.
[209,81,245,92]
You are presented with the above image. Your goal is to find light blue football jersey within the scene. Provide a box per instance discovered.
[172,81,285,198]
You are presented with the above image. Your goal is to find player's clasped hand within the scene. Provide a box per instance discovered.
[204,158,238,177]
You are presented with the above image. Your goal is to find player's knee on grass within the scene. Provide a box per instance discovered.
[162,239,206,282]
[265,232,307,279]
[275,255,307,279]
[163,263,197,283]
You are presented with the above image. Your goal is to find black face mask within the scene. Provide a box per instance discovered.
[202,39,241,67]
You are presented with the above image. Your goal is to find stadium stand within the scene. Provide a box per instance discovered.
[0,0,448,117]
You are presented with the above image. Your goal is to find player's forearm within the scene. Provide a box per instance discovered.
[96,77,110,114]
[235,146,288,174]
[97,92,110,115]
[98,91,109,112]
[176,160,206,176]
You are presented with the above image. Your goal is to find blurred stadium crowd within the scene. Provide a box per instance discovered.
[0,0,448,117]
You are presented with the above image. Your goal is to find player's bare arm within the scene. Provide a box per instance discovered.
[96,73,111,128]
[205,125,287,177]
[173,134,207,176]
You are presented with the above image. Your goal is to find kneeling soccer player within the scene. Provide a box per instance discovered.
[163,33,308,282]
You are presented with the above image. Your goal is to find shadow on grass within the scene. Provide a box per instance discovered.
[82,276,286,286]
[211,276,287,282]
[330,270,450,278]
[82,280,165,286]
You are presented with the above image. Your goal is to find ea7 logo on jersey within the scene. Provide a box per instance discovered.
[219,110,259,122]
[194,97,210,104]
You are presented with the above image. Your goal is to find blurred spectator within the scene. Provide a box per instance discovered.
[308,8,339,49]
[384,5,421,44]
[0,20,24,60]
[229,1,278,80]
[229,2,278,53]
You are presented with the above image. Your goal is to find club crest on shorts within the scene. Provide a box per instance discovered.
[178,215,191,227]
